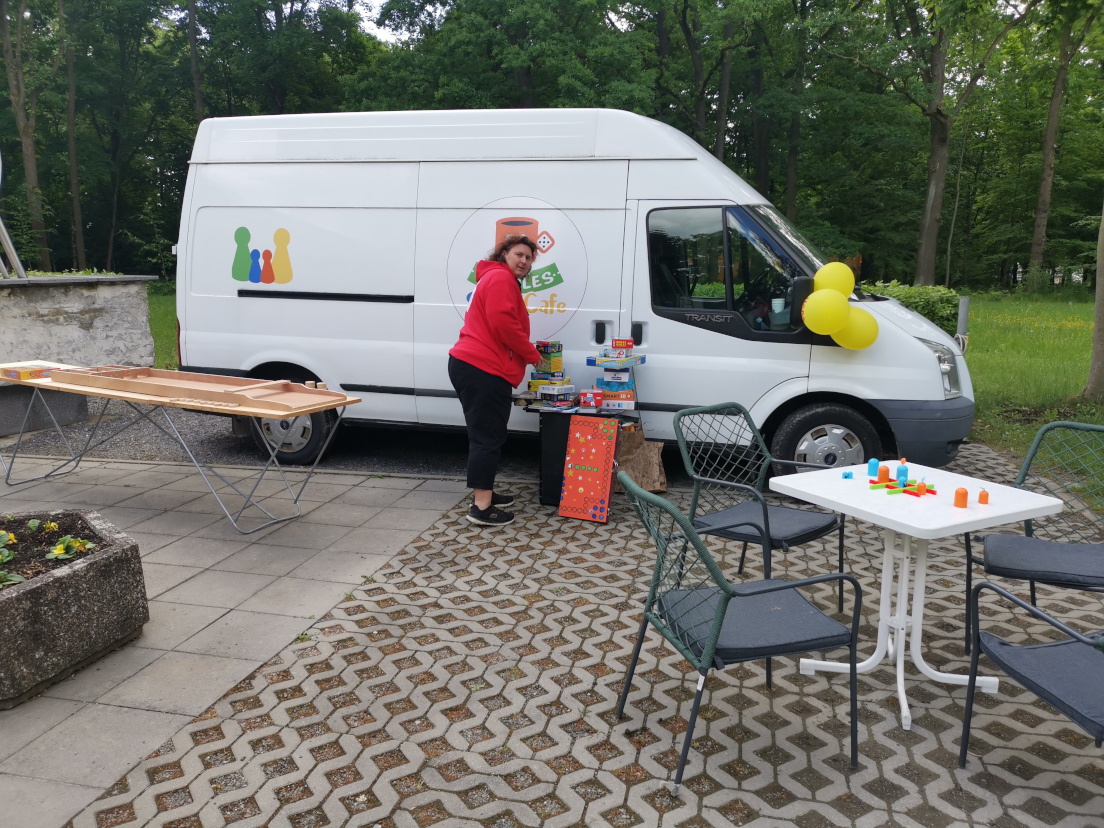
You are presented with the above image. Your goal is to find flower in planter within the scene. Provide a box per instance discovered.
[25,519,40,531]
[0,549,12,564]
[0,570,25,589]
[0,531,15,547]
[45,536,96,561]
[43,521,58,533]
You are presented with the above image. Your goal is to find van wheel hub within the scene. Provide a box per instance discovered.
[795,424,864,467]
[259,415,313,453]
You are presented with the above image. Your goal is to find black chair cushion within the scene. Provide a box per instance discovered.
[694,503,838,548]
[983,534,1104,588]
[656,582,851,665]
[980,631,1104,741]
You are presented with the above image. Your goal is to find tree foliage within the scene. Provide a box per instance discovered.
[0,0,1098,287]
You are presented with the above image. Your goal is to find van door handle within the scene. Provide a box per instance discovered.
[631,322,644,346]
[592,319,613,346]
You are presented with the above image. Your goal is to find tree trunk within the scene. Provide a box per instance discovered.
[1030,24,1072,266]
[713,21,734,161]
[65,42,85,270]
[514,66,535,108]
[786,12,808,221]
[0,0,52,271]
[189,0,204,121]
[1083,197,1104,398]
[750,41,769,198]
[944,117,968,288]
[915,109,951,286]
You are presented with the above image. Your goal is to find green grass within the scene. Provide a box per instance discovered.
[967,292,1104,455]
[148,293,179,370]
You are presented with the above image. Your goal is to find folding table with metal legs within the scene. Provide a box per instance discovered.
[2,386,347,535]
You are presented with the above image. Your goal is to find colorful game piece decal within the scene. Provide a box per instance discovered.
[558,416,619,523]
[232,227,293,284]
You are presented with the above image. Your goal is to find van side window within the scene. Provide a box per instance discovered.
[728,207,803,332]
[647,208,727,311]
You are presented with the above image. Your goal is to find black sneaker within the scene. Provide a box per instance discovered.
[491,491,515,507]
[468,504,515,526]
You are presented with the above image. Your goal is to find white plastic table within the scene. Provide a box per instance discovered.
[769,462,1063,729]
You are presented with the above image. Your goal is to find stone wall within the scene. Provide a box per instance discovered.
[0,275,158,367]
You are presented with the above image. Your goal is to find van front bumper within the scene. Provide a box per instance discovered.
[870,397,975,468]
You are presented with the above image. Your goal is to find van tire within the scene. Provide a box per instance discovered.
[770,404,881,473]
[250,410,337,466]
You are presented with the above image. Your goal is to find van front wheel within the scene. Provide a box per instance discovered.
[251,410,337,466]
[770,404,881,473]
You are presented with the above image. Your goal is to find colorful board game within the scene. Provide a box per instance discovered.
[558,415,619,523]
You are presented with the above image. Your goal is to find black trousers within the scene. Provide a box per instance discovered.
[448,356,513,491]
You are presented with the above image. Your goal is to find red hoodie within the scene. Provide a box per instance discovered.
[450,260,542,386]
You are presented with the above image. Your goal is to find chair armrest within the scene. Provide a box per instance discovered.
[769,458,831,470]
[692,474,774,577]
[973,582,1102,648]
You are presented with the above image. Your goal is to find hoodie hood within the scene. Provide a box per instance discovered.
[476,260,514,283]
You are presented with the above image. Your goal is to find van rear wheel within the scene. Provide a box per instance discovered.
[251,410,337,466]
[770,404,881,473]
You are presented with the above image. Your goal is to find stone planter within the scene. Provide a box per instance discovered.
[0,510,148,709]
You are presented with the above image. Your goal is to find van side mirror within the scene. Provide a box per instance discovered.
[791,277,813,329]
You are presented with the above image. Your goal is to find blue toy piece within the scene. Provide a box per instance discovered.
[896,462,909,487]
[842,471,853,479]
[867,458,879,477]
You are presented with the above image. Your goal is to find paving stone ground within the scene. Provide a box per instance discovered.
[54,443,1104,828]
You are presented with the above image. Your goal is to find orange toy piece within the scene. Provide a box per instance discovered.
[978,489,989,504]
[877,465,891,483]
[954,488,968,508]
[916,481,927,496]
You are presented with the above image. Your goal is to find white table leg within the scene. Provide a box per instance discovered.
[800,529,897,678]
[894,532,914,728]
[909,538,999,694]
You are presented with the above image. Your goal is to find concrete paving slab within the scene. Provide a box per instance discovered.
[43,645,166,703]
[0,773,100,828]
[259,520,354,550]
[0,703,190,787]
[126,508,225,536]
[114,488,206,512]
[53,484,152,508]
[0,697,84,762]
[266,481,353,502]
[135,601,227,650]
[160,474,232,492]
[141,562,203,599]
[98,652,260,717]
[363,505,444,532]
[122,531,176,556]
[109,470,189,488]
[288,549,392,584]
[327,525,420,555]
[0,497,48,513]
[236,575,355,618]
[144,536,249,568]
[211,543,319,577]
[188,516,281,542]
[157,569,275,609]
[332,485,408,507]
[295,500,381,527]
[174,610,310,661]
[95,506,163,530]
[5,480,93,501]
[416,478,470,492]
[357,475,423,489]
[390,488,467,510]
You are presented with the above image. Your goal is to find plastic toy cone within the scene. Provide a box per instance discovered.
[802,290,851,335]
[813,261,855,296]
[831,306,879,350]
[979,489,989,504]
[954,488,968,508]
[877,465,890,483]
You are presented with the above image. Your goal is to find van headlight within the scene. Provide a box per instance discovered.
[919,339,961,399]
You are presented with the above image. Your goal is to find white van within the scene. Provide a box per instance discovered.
[176,108,973,467]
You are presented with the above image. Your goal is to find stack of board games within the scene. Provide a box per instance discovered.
[582,338,641,411]
[526,342,578,410]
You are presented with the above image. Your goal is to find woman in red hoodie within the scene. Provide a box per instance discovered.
[449,235,542,526]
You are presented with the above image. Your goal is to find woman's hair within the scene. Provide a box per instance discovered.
[486,234,539,263]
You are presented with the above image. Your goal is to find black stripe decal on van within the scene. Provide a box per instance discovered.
[341,384,458,399]
[237,290,414,303]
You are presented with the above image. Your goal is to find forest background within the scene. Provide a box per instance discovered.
[0,0,1099,289]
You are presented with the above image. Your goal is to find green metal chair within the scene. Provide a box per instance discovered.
[673,402,849,612]
[615,471,861,794]
[964,421,1104,652]
[959,581,1104,768]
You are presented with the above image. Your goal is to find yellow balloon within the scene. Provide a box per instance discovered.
[831,306,879,350]
[814,261,856,296]
[802,290,851,335]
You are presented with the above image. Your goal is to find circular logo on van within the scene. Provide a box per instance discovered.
[447,197,588,341]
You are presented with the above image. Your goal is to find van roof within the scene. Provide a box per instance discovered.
[191,108,708,164]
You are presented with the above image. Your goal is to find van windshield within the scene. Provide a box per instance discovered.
[748,204,827,275]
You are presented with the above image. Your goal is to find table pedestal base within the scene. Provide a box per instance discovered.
[2,389,343,535]
[800,528,998,729]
